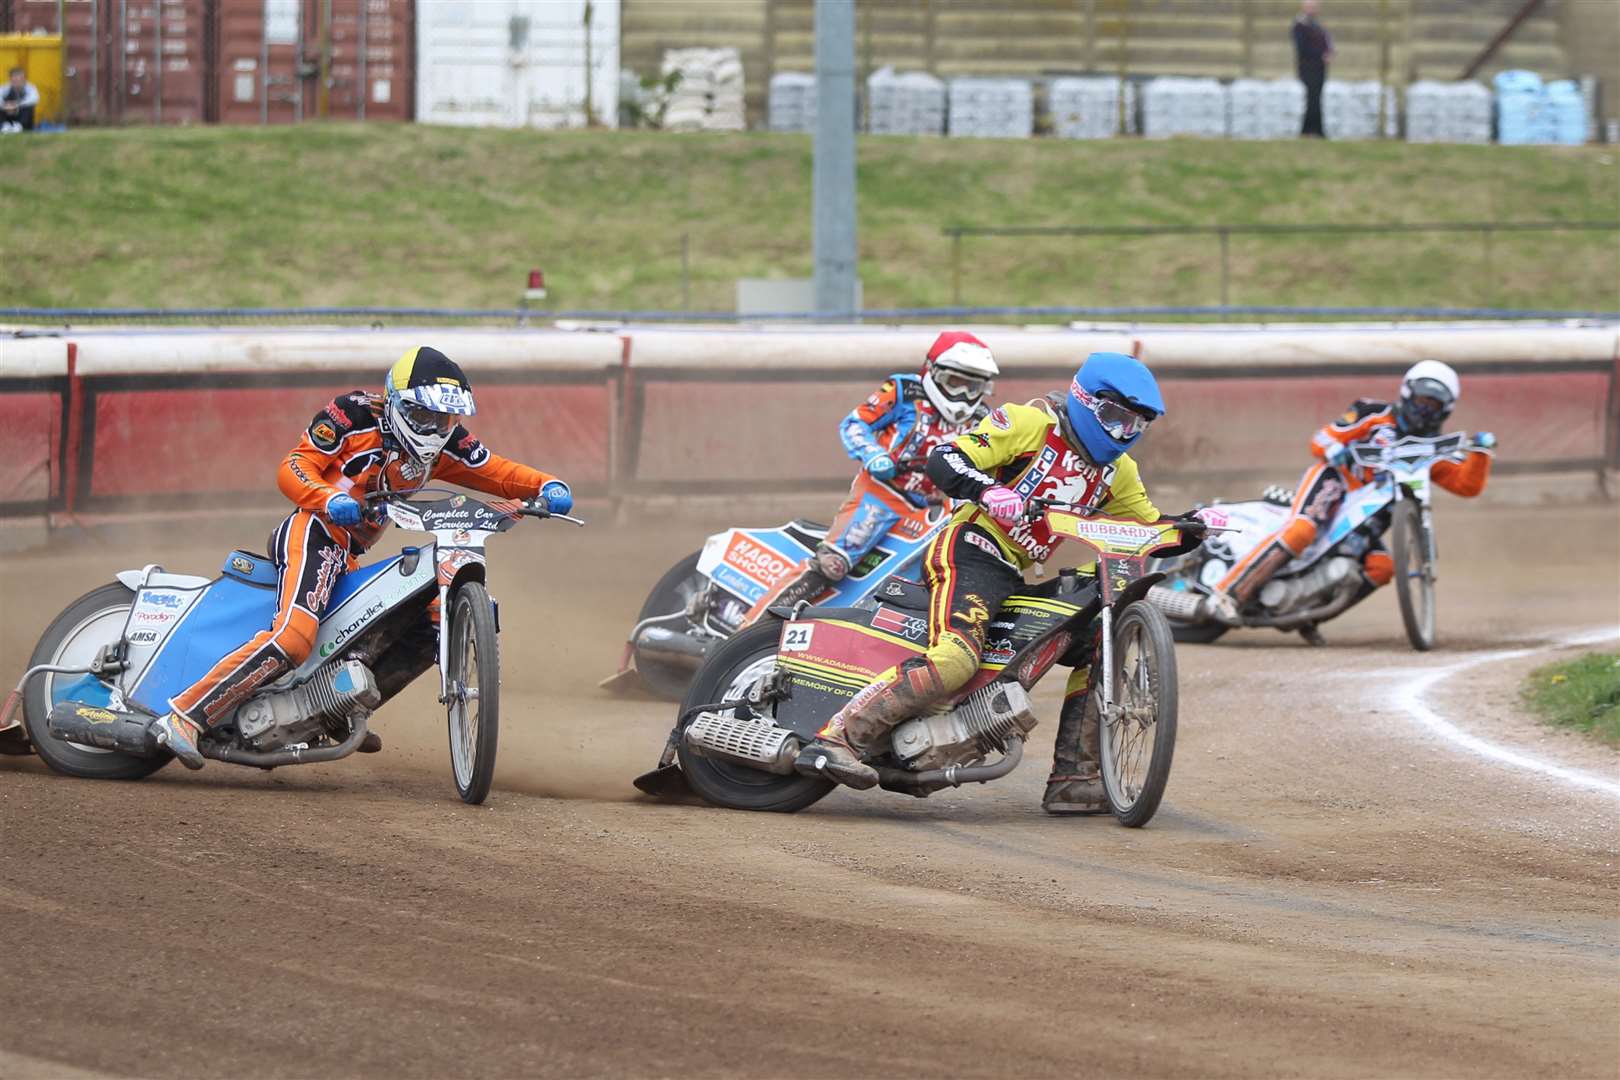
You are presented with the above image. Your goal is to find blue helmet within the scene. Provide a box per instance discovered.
[1064,352,1166,465]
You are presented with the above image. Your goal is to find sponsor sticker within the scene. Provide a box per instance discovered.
[870,605,927,642]
[988,407,1010,430]
[127,629,161,645]
[780,623,815,652]
[311,421,340,450]
[230,555,256,574]
[325,401,354,429]
[134,610,177,623]
[76,706,116,723]
[722,535,795,588]
[140,591,184,609]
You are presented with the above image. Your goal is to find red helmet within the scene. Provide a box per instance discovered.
[922,331,999,425]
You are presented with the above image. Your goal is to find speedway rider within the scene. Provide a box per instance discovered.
[1203,360,1494,626]
[744,331,1000,620]
[147,346,573,769]
[795,350,1206,815]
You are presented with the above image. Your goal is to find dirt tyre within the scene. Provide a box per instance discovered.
[22,582,167,780]
[1391,500,1436,652]
[676,621,834,813]
[446,581,500,805]
[633,551,708,700]
[1099,601,1179,828]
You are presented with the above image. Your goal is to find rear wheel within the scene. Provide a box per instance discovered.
[446,582,500,804]
[22,583,167,780]
[1099,602,1178,828]
[676,622,834,813]
[633,551,709,700]
[1391,500,1437,651]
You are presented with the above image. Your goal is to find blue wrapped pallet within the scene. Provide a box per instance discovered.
[1494,69,1553,145]
[1545,80,1587,145]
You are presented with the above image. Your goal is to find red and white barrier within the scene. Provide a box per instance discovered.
[2,322,1615,517]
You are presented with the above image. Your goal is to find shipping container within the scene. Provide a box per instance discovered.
[416,0,618,128]
[216,0,413,125]
[16,0,207,124]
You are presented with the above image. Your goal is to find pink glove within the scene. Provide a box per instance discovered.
[980,485,1025,526]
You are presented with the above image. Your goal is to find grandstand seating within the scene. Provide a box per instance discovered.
[620,0,1574,130]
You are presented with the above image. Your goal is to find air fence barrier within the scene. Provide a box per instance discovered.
[1,323,1617,526]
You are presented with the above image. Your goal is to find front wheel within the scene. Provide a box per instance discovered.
[1391,500,1437,651]
[675,622,834,813]
[446,582,500,804]
[1098,602,1179,828]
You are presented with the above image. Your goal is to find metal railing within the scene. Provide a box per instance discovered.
[942,220,1620,309]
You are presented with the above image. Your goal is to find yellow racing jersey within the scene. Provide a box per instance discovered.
[934,399,1160,569]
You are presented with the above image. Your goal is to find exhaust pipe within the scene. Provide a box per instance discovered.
[876,737,1025,798]
[204,716,370,768]
[633,624,713,671]
[1146,585,1203,621]
[683,711,802,775]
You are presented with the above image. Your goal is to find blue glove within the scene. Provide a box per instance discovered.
[325,493,363,526]
[1473,431,1497,451]
[1324,442,1352,469]
[538,480,573,516]
[864,453,897,480]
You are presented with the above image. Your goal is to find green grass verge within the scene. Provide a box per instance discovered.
[4,125,1617,312]
[1521,652,1620,747]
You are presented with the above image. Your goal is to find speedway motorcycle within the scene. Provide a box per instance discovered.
[634,501,1198,827]
[1146,432,1470,651]
[0,490,584,804]
[603,461,951,699]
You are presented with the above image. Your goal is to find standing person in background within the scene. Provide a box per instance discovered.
[1293,0,1333,138]
[1,67,40,133]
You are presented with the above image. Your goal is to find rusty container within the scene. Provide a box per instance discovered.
[16,0,208,123]
[216,0,413,124]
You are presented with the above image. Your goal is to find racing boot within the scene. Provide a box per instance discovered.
[1042,685,1107,815]
[795,657,941,790]
[150,712,205,770]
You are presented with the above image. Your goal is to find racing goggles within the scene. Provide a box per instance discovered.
[399,400,456,437]
[1403,391,1453,426]
[1073,380,1155,440]
[932,368,991,402]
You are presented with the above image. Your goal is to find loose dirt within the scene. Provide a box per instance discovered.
[2,498,1616,1078]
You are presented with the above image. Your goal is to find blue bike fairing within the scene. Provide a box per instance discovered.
[127,574,279,713]
[127,554,403,713]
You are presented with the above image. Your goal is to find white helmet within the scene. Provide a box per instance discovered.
[1396,360,1460,436]
[384,346,478,465]
[922,331,999,425]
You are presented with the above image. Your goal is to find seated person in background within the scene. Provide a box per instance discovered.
[2,67,40,132]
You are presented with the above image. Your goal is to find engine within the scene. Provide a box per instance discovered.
[1259,556,1360,612]
[233,660,381,752]
[889,681,1039,771]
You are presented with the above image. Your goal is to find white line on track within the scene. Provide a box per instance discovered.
[1391,627,1620,799]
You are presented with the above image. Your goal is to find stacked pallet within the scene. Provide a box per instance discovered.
[1049,77,1137,139]
[1405,80,1492,144]
[947,78,1034,139]
[1142,77,1229,138]
[1227,79,1305,140]
[867,68,947,136]
[767,72,816,133]
[1323,80,1396,140]
[658,48,746,132]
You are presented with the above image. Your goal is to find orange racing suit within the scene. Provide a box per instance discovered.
[169,391,557,726]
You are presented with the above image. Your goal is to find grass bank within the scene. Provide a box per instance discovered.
[4,125,1617,312]
[1522,652,1620,747]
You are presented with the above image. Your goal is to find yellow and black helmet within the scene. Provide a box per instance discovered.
[383,346,477,464]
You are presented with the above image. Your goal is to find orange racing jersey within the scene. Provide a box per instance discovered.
[278,391,557,554]
[1311,399,1492,497]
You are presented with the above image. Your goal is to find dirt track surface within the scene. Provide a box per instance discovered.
[3,498,1618,1079]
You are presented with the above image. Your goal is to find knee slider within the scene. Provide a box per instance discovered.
[814,544,851,582]
[1363,550,1394,587]
[1279,516,1318,555]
